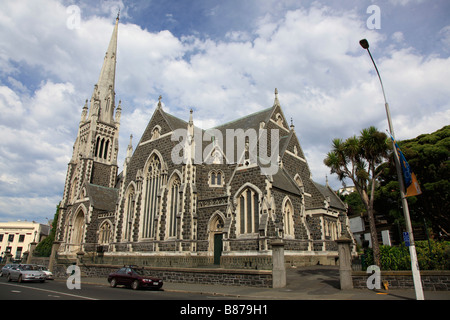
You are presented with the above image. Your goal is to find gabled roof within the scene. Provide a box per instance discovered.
[312,182,346,211]
[160,108,189,131]
[211,106,273,133]
[271,167,302,195]
[85,183,118,212]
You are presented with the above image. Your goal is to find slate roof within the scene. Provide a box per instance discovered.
[313,182,346,211]
[85,183,119,212]
[271,167,302,195]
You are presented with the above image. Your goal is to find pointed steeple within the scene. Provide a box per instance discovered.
[89,14,119,124]
[273,88,280,107]
[126,134,133,159]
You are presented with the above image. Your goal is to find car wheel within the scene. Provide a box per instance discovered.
[110,278,117,288]
[18,275,23,283]
[7,275,12,282]
[131,280,140,290]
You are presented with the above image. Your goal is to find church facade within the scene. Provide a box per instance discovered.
[56,16,352,269]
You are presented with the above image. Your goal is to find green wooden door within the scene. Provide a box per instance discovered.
[214,233,223,265]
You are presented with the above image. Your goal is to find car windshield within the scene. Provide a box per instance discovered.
[20,265,38,271]
[132,268,146,276]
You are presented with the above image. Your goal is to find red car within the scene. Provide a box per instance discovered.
[108,266,163,290]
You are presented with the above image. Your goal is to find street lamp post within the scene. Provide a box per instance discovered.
[359,39,424,300]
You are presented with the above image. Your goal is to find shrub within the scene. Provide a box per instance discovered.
[363,240,450,270]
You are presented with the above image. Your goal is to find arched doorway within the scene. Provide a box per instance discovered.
[71,209,85,253]
[208,212,225,265]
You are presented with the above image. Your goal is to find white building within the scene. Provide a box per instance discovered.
[0,221,50,262]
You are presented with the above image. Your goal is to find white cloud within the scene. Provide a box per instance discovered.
[0,0,449,222]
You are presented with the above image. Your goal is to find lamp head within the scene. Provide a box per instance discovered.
[359,39,369,49]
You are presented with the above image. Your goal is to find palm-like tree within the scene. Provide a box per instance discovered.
[324,126,389,266]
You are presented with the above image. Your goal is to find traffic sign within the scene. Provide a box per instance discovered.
[403,232,410,246]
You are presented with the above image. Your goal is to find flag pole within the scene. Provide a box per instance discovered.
[359,39,424,300]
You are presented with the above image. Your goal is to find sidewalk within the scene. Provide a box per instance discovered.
[60,266,450,300]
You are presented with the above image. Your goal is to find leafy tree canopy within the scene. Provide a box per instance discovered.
[375,125,450,237]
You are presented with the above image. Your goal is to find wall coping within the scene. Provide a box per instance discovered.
[353,270,450,276]
[82,263,273,276]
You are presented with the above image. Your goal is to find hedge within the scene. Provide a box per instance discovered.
[364,240,450,271]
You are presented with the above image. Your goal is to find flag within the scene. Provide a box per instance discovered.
[390,135,422,197]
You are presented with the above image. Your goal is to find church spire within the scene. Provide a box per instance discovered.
[89,14,119,124]
[273,88,280,107]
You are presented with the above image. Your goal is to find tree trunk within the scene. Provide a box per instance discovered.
[361,189,381,267]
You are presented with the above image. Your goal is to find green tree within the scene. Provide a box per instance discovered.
[34,204,59,257]
[376,125,450,237]
[341,191,365,217]
[324,126,389,266]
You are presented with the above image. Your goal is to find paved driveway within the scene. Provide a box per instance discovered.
[285,265,342,297]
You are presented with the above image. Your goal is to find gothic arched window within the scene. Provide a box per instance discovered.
[283,198,294,237]
[123,186,135,241]
[237,187,260,234]
[209,170,224,187]
[99,221,112,244]
[167,176,181,238]
[143,155,162,238]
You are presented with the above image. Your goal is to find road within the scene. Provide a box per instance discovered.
[0,276,275,319]
[0,276,229,300]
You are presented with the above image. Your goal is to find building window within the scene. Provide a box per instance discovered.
[143,155,162,238]
[283,199,294,237]
[99,221,112,244]
[15,247,22,260]
[325,220,339,241]
[237,188,260,234]
[95,137,110,160]
[8,234,14,242]
[167,176,181,238]
[209,170,224,187]
[151,126,161,140]
[123,187,135,241]
[18,235,25,242]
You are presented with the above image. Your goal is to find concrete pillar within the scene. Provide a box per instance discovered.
[272,239,286,288]
[48,241,60,273]
[26,241,37,264]
[76,251,85,266]
[336,237,353,290]
[5,252,12,264]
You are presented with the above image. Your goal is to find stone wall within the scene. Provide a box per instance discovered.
[53,263,273,288]
[352,270,450,291]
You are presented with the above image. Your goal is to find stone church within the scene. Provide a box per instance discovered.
[56,15,352,269]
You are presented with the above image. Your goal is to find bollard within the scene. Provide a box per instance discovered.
[336,237,353,290]
[272,239,286,288]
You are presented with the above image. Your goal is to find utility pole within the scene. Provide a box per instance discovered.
[359,39,424,300]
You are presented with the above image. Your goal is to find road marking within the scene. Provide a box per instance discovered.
[0,282,98,300]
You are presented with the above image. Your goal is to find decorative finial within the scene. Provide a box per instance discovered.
[116,9,120,21]
[273,88,280,106]
[157,95,162,109]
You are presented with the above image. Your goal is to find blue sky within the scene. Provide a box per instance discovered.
[0,0,449,223]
